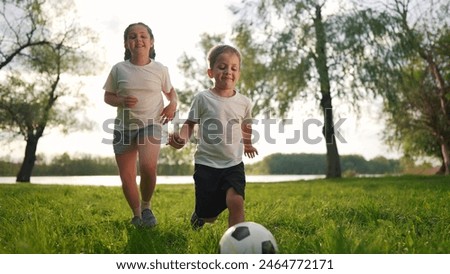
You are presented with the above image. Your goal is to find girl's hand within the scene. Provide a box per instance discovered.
[160,102,177,124]
[122,96,138,108]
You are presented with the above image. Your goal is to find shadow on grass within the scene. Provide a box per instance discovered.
[122,225,188,254]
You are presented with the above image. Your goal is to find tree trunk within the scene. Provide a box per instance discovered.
[314,5,342,178]
[439,138,450,175]
[16,135,39,183]
[436,163,445,175]
[322,105,342,178]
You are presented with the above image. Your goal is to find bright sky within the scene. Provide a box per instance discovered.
[2,0,402,164]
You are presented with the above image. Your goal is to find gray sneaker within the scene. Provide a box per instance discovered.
[142,208,157,228]
[190,212,205,230]
[131,216,143,228]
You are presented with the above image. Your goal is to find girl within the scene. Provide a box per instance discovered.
[103,22,177,228]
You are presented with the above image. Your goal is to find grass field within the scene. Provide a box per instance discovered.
[0,175,449,254]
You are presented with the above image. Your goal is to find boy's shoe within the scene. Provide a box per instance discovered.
[190,212,205,230]
[142,208,157,228]
[131,216,143,228]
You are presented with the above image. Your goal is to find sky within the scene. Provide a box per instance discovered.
[1,0,402,164]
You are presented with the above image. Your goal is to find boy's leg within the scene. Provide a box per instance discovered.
[226,187,245,227]
[223,162,246,227]
[190,212,218,230]
[191,164,223,229]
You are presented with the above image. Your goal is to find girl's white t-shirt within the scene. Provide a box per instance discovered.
[103,60,173,130]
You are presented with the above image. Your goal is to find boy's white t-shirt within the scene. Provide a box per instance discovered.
[103,60,173,130]
[187,89,253,168]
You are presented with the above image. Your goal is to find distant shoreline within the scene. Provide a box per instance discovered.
[0,174,326,186]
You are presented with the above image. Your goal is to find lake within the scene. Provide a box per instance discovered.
[0,174,325,187]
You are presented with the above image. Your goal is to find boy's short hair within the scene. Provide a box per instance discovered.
[207,45,242,69]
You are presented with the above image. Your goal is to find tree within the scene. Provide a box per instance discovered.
[0,0,53,70]
[340,0,449,174]
[386,0,449,175]
[0,0,101,182]
[228,0,361,178]
[176,33,227,104]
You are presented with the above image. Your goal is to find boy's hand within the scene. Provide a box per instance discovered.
[244,145,258,158]
[167,132,186,149]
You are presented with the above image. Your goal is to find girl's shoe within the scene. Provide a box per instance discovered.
[142,208,157,228]
[131,216,143,228]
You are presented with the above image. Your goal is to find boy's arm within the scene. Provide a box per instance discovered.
[168,120,196,149]
[242,122,258,158]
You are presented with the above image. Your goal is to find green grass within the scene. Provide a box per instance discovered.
[0,175,449,254]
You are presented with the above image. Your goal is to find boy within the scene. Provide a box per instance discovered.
[168,45,257,229]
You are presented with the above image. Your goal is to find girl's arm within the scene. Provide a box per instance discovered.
[160,87,178,124]
[104,91,138,108]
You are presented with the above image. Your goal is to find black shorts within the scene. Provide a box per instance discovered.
[193,162,246,219]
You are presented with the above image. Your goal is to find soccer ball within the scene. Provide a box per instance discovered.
[219,221,278,254]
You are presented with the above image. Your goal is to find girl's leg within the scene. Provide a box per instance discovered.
[115,149,140,217]
[226,187,245,227]
[137,135,160,207]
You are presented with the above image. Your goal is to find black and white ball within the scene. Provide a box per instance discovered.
[219,222,278,254]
